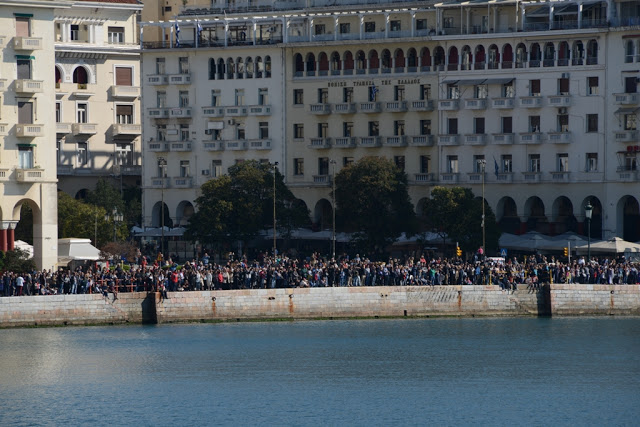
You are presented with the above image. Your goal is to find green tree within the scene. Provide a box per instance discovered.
[86,178,125,214]
[422,186,501,256]
[334,156,417,255]
[185,160,309,249]
[0,248,36,272]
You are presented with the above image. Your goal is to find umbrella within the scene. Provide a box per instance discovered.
[498,232,552,252]
[575,237,640,255]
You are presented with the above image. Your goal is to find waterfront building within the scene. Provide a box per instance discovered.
[54,0,143,198]
[139,0,640,246]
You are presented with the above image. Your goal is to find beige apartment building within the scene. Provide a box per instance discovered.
[139,0,640,246]
[54,0,143,198]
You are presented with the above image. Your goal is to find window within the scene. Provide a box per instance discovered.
[530,79,541,96]
[108,27,124,44]
[529,154,541,172]
[339,23,350,34]
[343,122,353,137]
[368,121,379,136]
[157,91,166,108]
[586,153,598,172]
[343,87,353,103]
[18,147,34,169]
[394,85,405,101]
[343,157,354,167]
[420,155,430,173]
[318,157,329,175]
[236,125,245,140]
[474,155,486,173]
[179,57,189,74]
[624,114,637,130]
[557,153,569,172]
[443,17,454,28]
[420,120,431,135]
[474,84,488,99]
[294,89,304,105]
[558,78,569,95]
[56,140,61,164]
[17,59,31,80]
[318,122,328,138]
[179,91,189,108]
[314,24,325,35]
[115,67,133,86]
[294,158,304,175]
[56,102,62,123]
[211,90,221,106]
[76,103,88,123]
[235,89,245,106]
[587,77,598,95]
[77,142,88,166]
[259,122,269,139]
[394,120,405,136]
[558,114,569,132]
[394,156,405,171]
[318,88,328,104]
[18,101,33,124]
[502,81,515,98]
[447,155,458,173]
[156,58,165,74]
[211,160,222,178]
[448,118,458,134]
[157,124,166,141]
[447,84,459,99]
[529,116,540,132]
[180,160,190,177]
[502,117,512,134]
[364,22,375,32]
[420,84,431,100]
[115,143,133,166]
[625,77,637,94]
[368,86,378,102]
[416,19,428,30]
[116,105,133,124]
[587,114,598,132]
[180,124,189,141]
[209,129,221,140]
[15,17,31,37]
[294,124,304,139]
[501,155,513,173]
[157,159,167,177]
[258,88,269,105]
[70,24,79,41]
[474,117,485,134]
[390,20,401,31]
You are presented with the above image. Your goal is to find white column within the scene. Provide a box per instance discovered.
[466,8,470,34]
[385,13,389,38]
[359,15,364,40]
[410,12,416,37]
[224,23,228,47]
[253,21,257,45]
[578,3,583,28]
[549,5,554,30]
[334,17,338,41]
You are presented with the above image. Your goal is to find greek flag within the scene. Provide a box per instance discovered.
[370,85,378,102]
[196,18,203,39]
[174,18,180,47]
[494,157,500,178]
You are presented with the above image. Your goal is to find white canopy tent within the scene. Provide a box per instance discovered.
[574,237,640,255]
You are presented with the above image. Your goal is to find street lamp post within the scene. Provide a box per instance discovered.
[480,159,486,260]
[585,202,593,262]
[330,159,337,260]
[110,208,123,242]
[158,157,167,258]
[273,162,278,257]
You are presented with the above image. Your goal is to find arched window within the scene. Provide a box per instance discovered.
[381,49,391,71]
[433,46,445,70]
[558,42,569,66]
[226,58,235,79]
[255,56,263,78]
[330,51,341,74]
[236,57,244,78]
[448,46,459,71]
[368,50,379,73]
[264,56,271,77]
[543,42,555,67]
[305,53,316,76]
[343,51,354,75]
[318,52,329,76]
[474,45,485,70]
[294,53,304,76]
[488,44,500,69]
[355,50,366,74]
[72,66,88,88]
[502,44,513,69]
[420,47,431,70]
[407,48,417,70]
[461,46,471,70]
[530,43,541,67]
[217,58,225,79]
[246,57,254,78]
[208,58,216,80]
[587,39,598,65]
[625,40,635,63]
[55,66,62,86]
[515,43,527,68]
[394,49,405,72]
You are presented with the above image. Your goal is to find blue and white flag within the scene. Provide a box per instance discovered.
[494,157,500,178]
[196,18,203,39]
[174,18,180,47]
[370,85,378,102]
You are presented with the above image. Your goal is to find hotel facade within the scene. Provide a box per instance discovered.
[139,0,640,245]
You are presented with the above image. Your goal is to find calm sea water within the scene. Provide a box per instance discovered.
[1,318,639,426]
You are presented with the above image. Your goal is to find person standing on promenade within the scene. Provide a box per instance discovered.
[15,274,24,296]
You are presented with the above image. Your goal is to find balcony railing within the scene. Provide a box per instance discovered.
[15,80,43,94]
[550,171,571,183]
[225,106,248,116]
[16,124,44,137]
[614,93,639,105]
[384,101,407,113]
[491,97,515,109]
[495,173,514,183]
[440,173,459,183]
[333,137,357,148]
[202,141,224,151]
[464,98,487,110]
[614,130,638,143]
[173,176,193,188]
[248,139,272,150]
[438,134,459,145]
[312,175,330,185]
[111,85,140,98]
[148,141,169,152]
[467,172,485,183]
[147,108,169,118]
[310,104,331,115]
[519,96,543,108]
[491,133,514,144]
[359,136,382,147]
[384,136,407,146]
[13,36,42,50]
[16,168,44,182]
[147,75,168,85]
[333,103,356,114]
[464,134,487,145]
[414,173,434,184]
[519,132,544,144]
[248,105,271,116]
[170,141,192,151]
[409,100,434,112]
[438,99,459,110]
[226,140,247,150]
[547,95,571,107]
[168,74,191,85]
[548,132,573,144]
[309,138,332,149]
[202,107,224,117]
[170,108,192,118]
[149,177,171,188]
[56,123,72,134]
[72,123,98,135]
[410,135,434,146]
[617,169,639,182]
[358,102,382,113]
[522,172,542,182]
[112,123,141,136]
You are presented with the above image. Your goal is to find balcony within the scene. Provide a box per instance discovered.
[547,95,571,107]
[410,135,434,146]
[147,75,168,85]
[173,176,193,188]
[614,130,638,143]
[248,105,271,116]
[464,134,487,145]
[550,171,571,183]
[15,79,43,94]
[358,102,382,113]
[169,141,192,151]
[438,99,459,110]
[522,172,542,182]
[359,136,382,147]
[491,98,515,109]
[519,96,543,108]
[495,173,514,183]
[309,138,332,149]
[617,169,639,182]
[409,100,434,112]
[148,141,169,152]
[168,74,191,85]
[248,139,272,150]
[519,132,544,144]
[384,136,408,147]
[112,123,141,137]
[312,175,330,185]
[0,79,7,91]
[491,133,514,144]
[614,93,639,105]
[467,172,485,183]
[226,140,247,150]
[463,98,487,110]
[384,101,408,113]
[310,104,331,115]
[438,135,459,145]
[72,123,98,135]
[225,106,248,116]
[16,124,44,137]
[120,165,141,176]
[57,165,73,175]
[333,103,356,114]
[440,173,459,183]
[333,137,357,148]
[56,123,72,135]
[110,85,140,99]
[15,168,44,182]
[147,108,169,118]
[202,107,224,117]
[547,132,573,144]
[202,141,224,151]
[13,36,42,50]
[169,108,192,118]
[0,123,8,136]
[414,173,435,184]
[149,177,170,188]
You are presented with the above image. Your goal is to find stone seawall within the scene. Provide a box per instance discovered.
[1,284,639,328]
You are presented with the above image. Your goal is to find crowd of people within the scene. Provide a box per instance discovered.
[1,251,639,298]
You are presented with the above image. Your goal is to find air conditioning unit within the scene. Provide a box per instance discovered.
[558,107,568,114]
[561,73,570,79]
[201,169,210,176]
[227,119,236,125]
